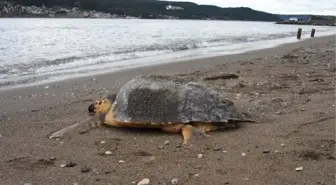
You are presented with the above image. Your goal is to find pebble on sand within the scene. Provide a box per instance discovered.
[197,154,203,159]
[137,178,150,185]
[60,161,77,168]
[213,147,222,151]
[171,178,179,184]
[262,149,271,154]
[118,160,125,164]
[295,167,303,171]
[281,143,285,147]
[105,151,113,155]
[241,153,246,156]
[194,165,202,169]
[100,141,106,144]
[80,166,92,173]
[234,93,242,100]
[158,145,164,149]
[164,141,170,145]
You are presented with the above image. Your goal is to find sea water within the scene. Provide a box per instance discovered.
[0,18,335,88]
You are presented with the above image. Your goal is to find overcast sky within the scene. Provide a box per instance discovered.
[169,0,336,15]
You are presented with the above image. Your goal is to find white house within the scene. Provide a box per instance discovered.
[166,5,184,10]
[289,17,298,22]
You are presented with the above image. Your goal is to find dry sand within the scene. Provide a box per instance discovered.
[0,35,335,185]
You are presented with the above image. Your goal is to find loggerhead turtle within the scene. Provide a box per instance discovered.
[50,75,253,146]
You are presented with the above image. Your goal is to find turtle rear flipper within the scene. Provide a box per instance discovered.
[161,123,215,147]
[181,124,212,147]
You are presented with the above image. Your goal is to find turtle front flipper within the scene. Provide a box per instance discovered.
[49,115,104,139]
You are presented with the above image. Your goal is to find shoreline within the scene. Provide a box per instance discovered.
[0,17,303,23]
[0,33,335,185]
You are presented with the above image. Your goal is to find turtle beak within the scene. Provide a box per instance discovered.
[88,103,96,116]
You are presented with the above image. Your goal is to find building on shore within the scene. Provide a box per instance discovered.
[0,2,135,19]
[276,15,336,26]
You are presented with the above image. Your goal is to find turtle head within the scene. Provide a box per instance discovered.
[88,98,113,116]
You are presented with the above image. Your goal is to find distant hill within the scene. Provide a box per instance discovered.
[8,0,281,21]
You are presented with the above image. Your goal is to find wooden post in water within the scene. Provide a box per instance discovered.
[311,28,316,37]
[297,28,302,39]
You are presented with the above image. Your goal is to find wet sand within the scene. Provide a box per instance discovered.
[0,35,335,185]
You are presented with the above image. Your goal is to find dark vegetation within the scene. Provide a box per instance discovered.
[8,0,281,21]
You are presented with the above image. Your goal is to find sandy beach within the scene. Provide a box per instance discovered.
[0,35,335,185]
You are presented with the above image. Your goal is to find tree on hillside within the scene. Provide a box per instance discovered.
[10,0,281,21]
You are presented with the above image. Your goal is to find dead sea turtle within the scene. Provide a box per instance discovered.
[50,75,252,146]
